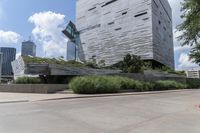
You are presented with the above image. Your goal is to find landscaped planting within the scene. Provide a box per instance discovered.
[186,78,200,89]
[69,76,121,94]
[153,80,187,90]
[69,76,187,94]
[15,77,42,84]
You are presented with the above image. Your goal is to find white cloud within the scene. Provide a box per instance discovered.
[29,11,68,57]
[174,45,191,52]
[178,53,197,69]
[0,30,21,44]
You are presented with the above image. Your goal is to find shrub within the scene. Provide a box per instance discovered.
[154,80,187,90]
[115,77,143,90]
[85,56,98,68]
[69,76,147,94]
[69,76,187,94]
[98,60,106,68]
[69,76,121,94]
[142,82,155,91]
[15,77,42,84]
[186,78,200,89]
[22,56,87,67]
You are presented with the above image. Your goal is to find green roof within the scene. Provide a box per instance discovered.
[22,56,86,67]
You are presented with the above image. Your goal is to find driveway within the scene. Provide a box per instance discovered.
[0,90,200,133]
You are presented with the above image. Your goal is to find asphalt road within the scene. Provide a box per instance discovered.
[0,90,200,133]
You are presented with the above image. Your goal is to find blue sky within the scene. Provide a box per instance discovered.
[0,0,75,30]
[0,0,75,57]
[0,0,198,70]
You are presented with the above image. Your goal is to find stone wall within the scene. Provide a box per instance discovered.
[0,84,67,94]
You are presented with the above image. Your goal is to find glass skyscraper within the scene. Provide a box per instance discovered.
[0,47,16,77]
[0,52,3,78]
[67,41,76,61]
[21,40,36,57]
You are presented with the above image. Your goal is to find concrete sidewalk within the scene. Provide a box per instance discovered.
[0,92,79,103]
[0,89,196,103]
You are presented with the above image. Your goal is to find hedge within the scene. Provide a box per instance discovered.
[69,76,121,94]
[69,76,187,94]
[153,80,187,90]
[186,78,200,89]
[15,77,42,84]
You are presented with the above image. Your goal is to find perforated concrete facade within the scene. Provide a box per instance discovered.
[76,0,174,68]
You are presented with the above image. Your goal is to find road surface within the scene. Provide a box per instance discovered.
[0,90,200,133]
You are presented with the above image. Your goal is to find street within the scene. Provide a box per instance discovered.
[0,90,200,133]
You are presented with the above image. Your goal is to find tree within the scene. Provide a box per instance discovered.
[189,44,200,65]
[177,0,200,64]
[114,54,144,73]
[85,55,98,68]
[98,60,106,68]
[177,0,200,46]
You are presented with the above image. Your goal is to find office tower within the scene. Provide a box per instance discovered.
[0,52,2,79]
[67,41,76,61]
[21,40,36,57]
[76,0,174,68]
[0,47,16,76]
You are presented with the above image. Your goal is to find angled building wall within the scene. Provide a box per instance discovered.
[152,0,174,68]
[76,0,174,68]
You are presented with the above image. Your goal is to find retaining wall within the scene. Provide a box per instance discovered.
[108,71,186,83]
[0,84,67,94]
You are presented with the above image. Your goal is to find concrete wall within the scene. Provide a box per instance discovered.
[0,84,67,94]
[77,0,153,66]
[108,71,186,83]
[152,0,174,68]
[12,60,121,78]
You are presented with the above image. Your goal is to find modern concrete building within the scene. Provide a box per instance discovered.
[21,40,36,57]
[11,56,120,79]
[76,0,174,68]
[0,47,16,77]
[186,69,200,79]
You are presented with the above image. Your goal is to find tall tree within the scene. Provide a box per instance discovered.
[177,0,200,64]
[177,0,200,46]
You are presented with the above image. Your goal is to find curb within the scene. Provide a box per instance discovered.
[39,89,196,102]
[0,100,29,104]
